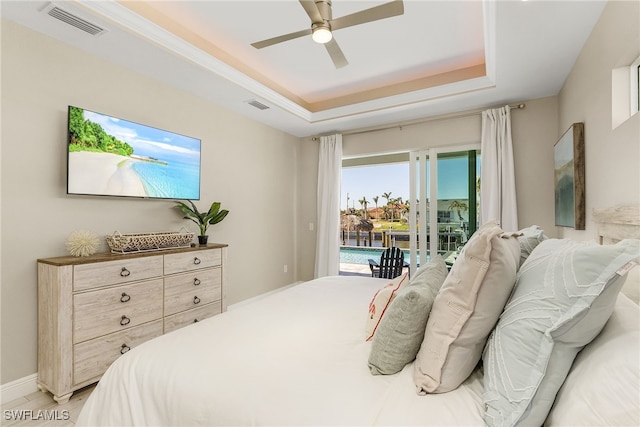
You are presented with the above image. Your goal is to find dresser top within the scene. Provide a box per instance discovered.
[38,243,228,266]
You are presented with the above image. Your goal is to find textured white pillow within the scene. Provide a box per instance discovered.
[365,273,409,341]
[621,264,640,304]
[545,292,640,426]
[483,239,640,427]
[413,221,520,394]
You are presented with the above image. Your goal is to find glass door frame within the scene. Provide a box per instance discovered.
[409,144,480,274]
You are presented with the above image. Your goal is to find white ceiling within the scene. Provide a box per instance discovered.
[1,0,607,137]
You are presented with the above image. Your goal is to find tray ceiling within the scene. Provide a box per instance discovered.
[1,1,607,137]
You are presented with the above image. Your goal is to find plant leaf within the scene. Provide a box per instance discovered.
[187,200,202,217]
[209,209,229,225]
[174,201,198,220]
[207,202,221,217]
[174,200,228,234]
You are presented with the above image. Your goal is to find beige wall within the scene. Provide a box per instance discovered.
[295,138,319,281]
[1,20,299,383]
[338,97,559,236]
[557,0,640,240]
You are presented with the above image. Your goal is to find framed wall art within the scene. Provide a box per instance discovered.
[554,122,585,229]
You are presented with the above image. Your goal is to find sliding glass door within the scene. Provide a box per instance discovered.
[339,148,479,275]
[409,146,480,273]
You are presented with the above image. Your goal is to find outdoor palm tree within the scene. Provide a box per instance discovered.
[382,192,392,220]
[448,200,469,221]
[373,196,379,220]
[359,196,369,219]
[402,200,410,217]
[382,205,391,221]
[391,197,405,222]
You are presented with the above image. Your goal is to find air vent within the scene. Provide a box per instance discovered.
[41,3,106,36]
[246,100,270,111]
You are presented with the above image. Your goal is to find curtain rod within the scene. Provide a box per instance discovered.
[311,103,525,140]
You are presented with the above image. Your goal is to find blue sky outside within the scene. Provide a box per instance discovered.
[341,156,479,210]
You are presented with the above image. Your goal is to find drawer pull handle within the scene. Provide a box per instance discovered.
[120,292,131,303]
[120,344,131,354]
[193,296,201,305]
[120,267,131,277]
[193,278,201,286]
[120,315,131,326]
[193,257,201,265]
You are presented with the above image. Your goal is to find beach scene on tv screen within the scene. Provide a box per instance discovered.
[67,106,201,199]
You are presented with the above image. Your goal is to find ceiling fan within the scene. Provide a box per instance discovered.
[251,0,404,69]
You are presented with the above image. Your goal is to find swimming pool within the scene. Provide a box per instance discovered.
[340,247,411,265]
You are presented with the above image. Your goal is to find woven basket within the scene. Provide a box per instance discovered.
[106,230,195,254]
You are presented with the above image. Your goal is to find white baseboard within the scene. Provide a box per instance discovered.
[227,281,303,311]
[1,373,38,405]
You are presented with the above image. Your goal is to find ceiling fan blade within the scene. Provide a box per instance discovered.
[331,0,404,31]
[325,38,348,69]
[299,0,324,23]
[251,28,312,49]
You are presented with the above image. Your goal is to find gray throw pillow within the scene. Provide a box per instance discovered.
[368,255,448,375]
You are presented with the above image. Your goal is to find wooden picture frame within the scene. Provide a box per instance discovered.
[554,122,585,229]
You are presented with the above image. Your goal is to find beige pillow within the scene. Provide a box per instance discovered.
[365,273,409,341]
[413,221,520,394]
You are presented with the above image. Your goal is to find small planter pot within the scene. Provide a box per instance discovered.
[197,235,209,246]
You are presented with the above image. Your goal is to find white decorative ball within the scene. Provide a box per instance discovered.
[65,230,100,257]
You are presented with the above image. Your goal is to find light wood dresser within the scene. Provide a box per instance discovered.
[37,243,227,404]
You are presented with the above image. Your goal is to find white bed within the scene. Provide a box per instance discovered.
[78,207,640,426]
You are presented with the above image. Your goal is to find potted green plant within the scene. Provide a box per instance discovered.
[174,200,229,245]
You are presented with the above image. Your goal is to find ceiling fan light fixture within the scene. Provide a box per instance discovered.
[312,24,332,44]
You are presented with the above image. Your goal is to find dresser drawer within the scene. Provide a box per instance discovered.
[73,256,163,292]
[164,268,221,316]
[164,249,221,275]
[73,320,163,385]
[163,303,222,334]
[74,279,163,343]
[37,244,227,404]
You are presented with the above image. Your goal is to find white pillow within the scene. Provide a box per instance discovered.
[483,239,640,427]
[545,292,640,426]
[621,263,640,304]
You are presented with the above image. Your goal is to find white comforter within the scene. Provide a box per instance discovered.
[77,276,485,426]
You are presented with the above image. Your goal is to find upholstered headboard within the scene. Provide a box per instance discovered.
[593,205,640,303]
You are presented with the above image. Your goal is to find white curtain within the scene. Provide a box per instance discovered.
[480,105,518,231]
[314,134,342,277]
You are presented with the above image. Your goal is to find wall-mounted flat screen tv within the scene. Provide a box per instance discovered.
[67,105,201,200]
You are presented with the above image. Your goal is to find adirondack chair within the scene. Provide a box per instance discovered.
[368,247,406,279]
